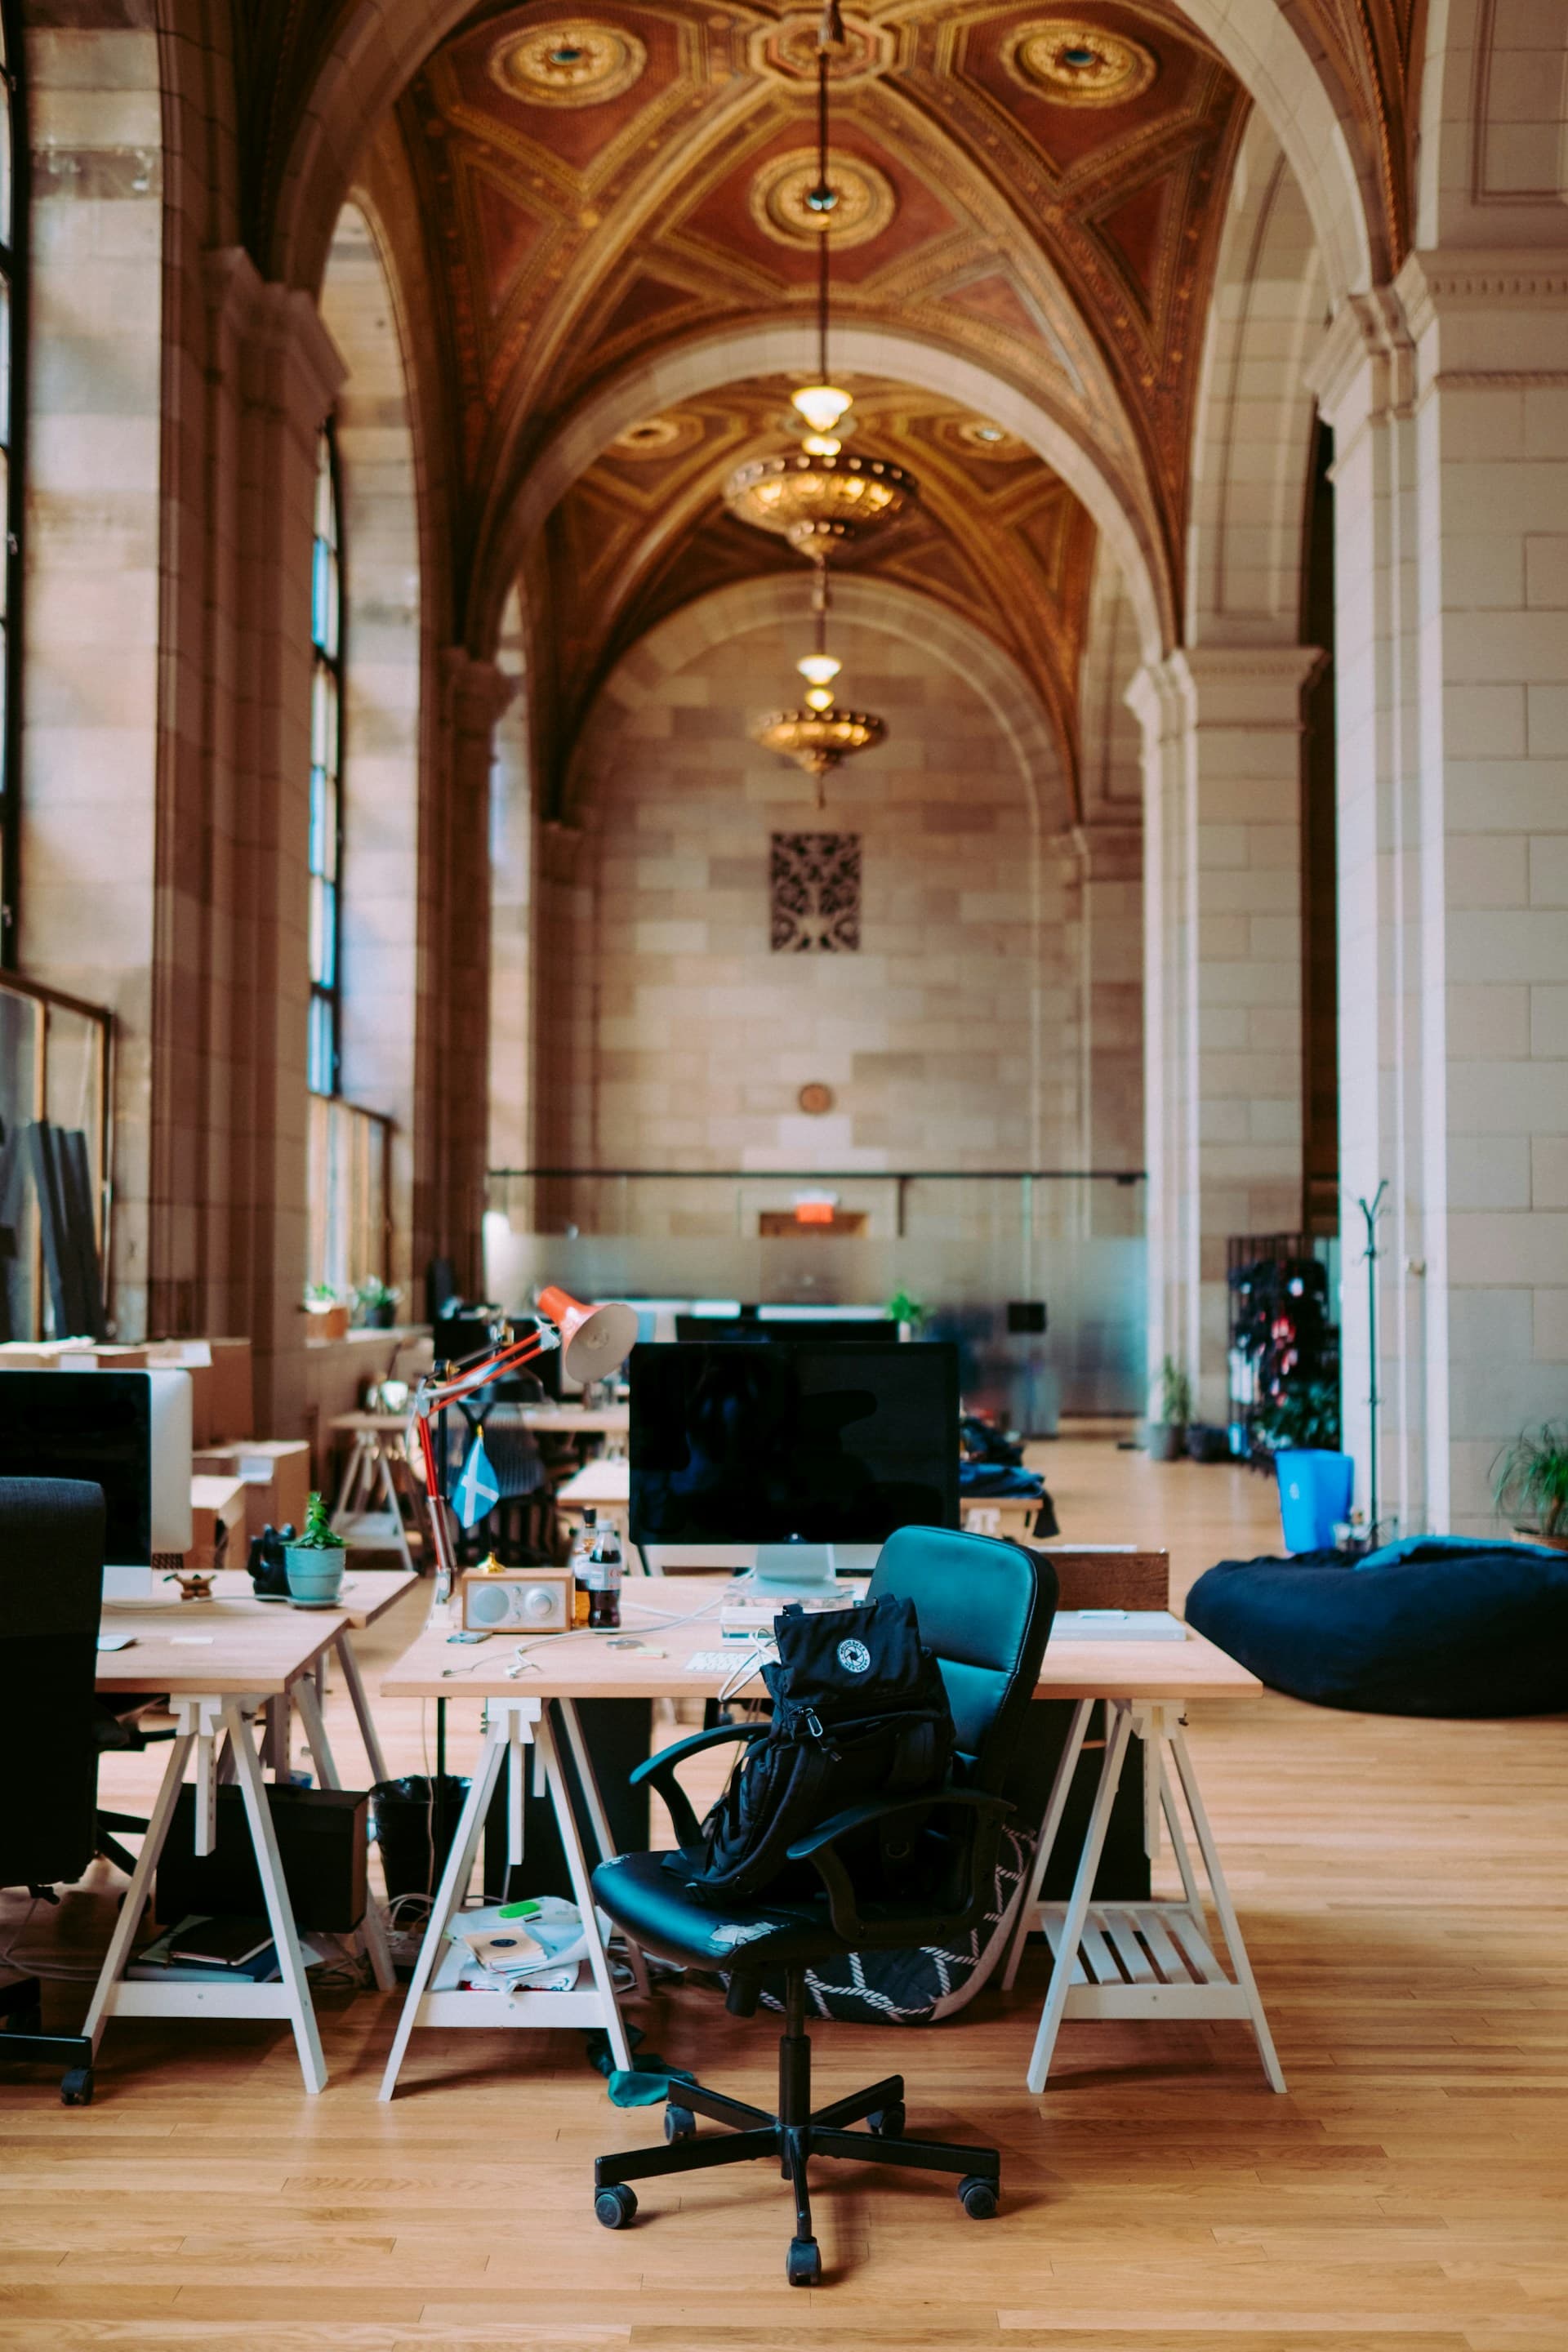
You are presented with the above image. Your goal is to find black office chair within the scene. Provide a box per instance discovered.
[0,1477,106,2105]
[590,1526,1058,2284]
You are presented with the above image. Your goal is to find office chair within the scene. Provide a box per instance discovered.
[0,1477,106,2105]
[590,1526,1058,2284]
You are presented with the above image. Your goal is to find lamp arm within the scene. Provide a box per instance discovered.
[406,1323,559,1597]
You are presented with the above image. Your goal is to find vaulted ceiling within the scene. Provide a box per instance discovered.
[532,375,1098,807]
[229,0,1428,804]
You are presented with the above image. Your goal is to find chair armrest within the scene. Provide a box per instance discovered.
[629,1720,769,1850]
[785,1788,1013,1944]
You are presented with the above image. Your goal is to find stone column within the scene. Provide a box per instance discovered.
[422,652,514,1298]
[148,249,344,1428]
[1314,253,1568,1534]
[1129,646,1319,1422]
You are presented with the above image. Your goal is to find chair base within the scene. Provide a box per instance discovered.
[592,1967,1000,2283]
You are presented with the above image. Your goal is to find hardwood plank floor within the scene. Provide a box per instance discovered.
[4,1441,1566,2351]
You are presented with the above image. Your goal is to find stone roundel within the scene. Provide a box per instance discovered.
[1003,20,1157,106]
[488,20,648,108]
[750,148,897,250]
[609,412,705,460]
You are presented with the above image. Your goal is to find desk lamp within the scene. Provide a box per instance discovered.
[408,1286,639,1604]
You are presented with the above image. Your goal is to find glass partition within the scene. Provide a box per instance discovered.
[0,972,114,1340]
[484,1167,1146,1427]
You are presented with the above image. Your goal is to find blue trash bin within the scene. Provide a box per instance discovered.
[1275,1449,1355,1552]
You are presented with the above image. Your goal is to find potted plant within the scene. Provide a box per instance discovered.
[353,1275,403,1331]
[1492,1422,1568,1549]
[1147,1356,1192,1463]
[305,1282,350,1342]
[284,1490,348,1606]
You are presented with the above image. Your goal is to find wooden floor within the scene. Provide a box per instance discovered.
[6,1441,1567,2350]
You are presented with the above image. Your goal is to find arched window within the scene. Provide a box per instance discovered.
[308,421,345,1092]
[0,1,26,966]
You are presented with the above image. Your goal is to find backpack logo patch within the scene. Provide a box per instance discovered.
[837,1637,871,1674]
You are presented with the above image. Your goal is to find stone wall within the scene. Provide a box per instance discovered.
[537,608,1143,1187]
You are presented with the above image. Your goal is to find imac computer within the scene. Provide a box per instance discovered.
[672,1313,897,1346]
[628,1340,959,1582]
[0,1369,194,1600]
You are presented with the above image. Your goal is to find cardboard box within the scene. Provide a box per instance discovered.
[148,1336,254,1447]
[207,1338,254,1443]
[188,1475,248,1573]
[1036,1546,1170,1611]
[56,1345,149,1370]
[192,1439,311,1545]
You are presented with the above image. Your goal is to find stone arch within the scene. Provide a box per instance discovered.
[270,2,1376,312]
[1186,111,1329,645]
[479,321,1173,666]
[568,571,1068,834]
[537,568,1094,1180]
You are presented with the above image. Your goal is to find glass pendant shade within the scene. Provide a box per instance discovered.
[796,652,841,687]
[791,382,853,434]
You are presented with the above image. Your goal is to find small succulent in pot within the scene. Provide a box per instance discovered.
[353,1275,403,1330]
[284,1491,348,1605]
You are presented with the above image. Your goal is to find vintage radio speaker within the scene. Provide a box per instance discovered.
[460,1563,574,1633]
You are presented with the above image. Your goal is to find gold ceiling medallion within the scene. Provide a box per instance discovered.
[1004,21,1156,105]
[748,14,892,87]
[488,21,648,108]
[609,412,703,459]
[750,148,897,251]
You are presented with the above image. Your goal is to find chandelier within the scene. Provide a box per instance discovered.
[724,448,915,558]
[751,568,884,806]
[722,0,917,557]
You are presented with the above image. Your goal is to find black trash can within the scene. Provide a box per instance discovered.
[370,1774,470,1901]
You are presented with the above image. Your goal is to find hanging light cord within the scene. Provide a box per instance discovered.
[811,1,844,385]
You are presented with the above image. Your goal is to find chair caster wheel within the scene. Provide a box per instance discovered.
[957,2174,997,2220]
[60,2068,94,2108]
[664,2102,695,2143]
[595,2185,637,2230]
[786,2235,821,2286]
[868,2102,906,2140]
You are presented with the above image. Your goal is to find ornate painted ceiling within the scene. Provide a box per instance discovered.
[403,0,1247,575]
[531,375,1098,809]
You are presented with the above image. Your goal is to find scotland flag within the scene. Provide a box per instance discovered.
[453,1428,501,1528]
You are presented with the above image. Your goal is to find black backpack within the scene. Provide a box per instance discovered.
[672,1592,957,1905]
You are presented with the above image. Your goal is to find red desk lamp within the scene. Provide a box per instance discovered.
[408,1286,639,1600]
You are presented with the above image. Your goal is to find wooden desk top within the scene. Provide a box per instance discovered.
[381,1583,1260,1705]
[203,1567,419,1628]
[96,1600,350,1696]
[556,1458,631,1503]
[332,1405,629,1437]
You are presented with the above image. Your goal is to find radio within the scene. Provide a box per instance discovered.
[460,1564,574,1633]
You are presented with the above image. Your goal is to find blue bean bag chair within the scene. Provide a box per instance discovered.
[1186,1535,1568,1717]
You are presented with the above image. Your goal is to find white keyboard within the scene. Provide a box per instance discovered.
[684,1646,773,1677]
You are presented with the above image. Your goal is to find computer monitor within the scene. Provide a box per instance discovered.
[672,1315,897,1346]
[628,1341,959,1580]
[0,1369,194,1600]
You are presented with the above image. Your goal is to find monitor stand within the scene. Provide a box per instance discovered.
[754,1541,838,1592]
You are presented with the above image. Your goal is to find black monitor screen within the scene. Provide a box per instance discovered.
[0,1371,149,1562]
[672,1316,896,1346]
[629,1342,959,1545]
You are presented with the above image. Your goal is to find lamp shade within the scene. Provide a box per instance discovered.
[537,1285,639,1383]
